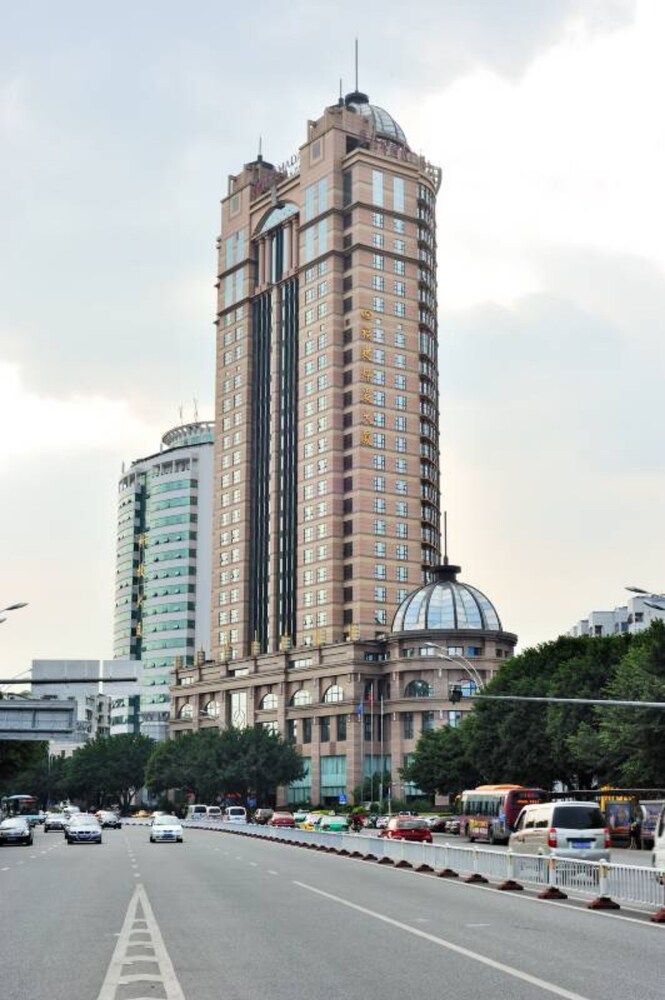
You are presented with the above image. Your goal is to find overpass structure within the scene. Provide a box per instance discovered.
[0,697,79,741]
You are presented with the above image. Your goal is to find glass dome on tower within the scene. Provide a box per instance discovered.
[392,562,502,633]
[344,90,408,147]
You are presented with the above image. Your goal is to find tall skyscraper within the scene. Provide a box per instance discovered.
[212,89,442,661]
[114,421,214,739]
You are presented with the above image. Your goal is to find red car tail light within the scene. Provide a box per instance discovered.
[547,827,558,848]
[604,828,611,849]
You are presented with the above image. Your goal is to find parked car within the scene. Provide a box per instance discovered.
[375,815,390,829]
[254,808,274,825]
[0,818,33,846]
[444,817,461,835]
[65,815,103,845]
[268,812,295,828]
[292,810,309,825]
[44,812,66,832]
[508,801,610,861]
[315,814,349,833]
[206,806,222,821]
[379,817,433,842]
[223,806,248,824]
[299,812,327,830]
[96,810,122,829]
[150,815,184,843]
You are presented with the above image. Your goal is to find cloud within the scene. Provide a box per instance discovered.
[0,361,157,463]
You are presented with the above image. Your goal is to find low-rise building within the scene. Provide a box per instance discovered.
[568,594,665,638]
[170,562,516,805]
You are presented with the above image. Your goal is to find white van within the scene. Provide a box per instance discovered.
[206,806,222,821]
[223,806,247,824]
[186,804,208,821]
[652,803,665,873]
[509,801,610,861]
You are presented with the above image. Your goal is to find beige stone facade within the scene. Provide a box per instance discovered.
[171,623,517,806]
[211,92,442,663]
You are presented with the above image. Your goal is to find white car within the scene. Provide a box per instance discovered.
[149,815,184,843]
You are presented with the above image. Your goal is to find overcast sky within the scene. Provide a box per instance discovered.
[1,0,663,675]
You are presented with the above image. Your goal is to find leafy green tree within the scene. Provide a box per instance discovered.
[66,734,154,810]
[401,721,480,798]
[596,621,665,785]
[0,740,49,794]
[145,727,304,805]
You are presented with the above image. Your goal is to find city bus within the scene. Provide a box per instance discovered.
[459,784,549,844]
[0,794,42,826]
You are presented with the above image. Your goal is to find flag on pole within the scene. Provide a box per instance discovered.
[356,699,364,716]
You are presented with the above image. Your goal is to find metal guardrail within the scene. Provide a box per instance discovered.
[174,819,665,917]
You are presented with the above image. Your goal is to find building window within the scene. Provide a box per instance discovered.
[374,586,387,602]
[302,717,312,744]
[323,685,344,704]
[422,711,436,732]
[337,714,347,741]
[403,713,414,739]
[320,716,330,742]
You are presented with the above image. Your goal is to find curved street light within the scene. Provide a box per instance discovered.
[625,586,665,613]
[423,641,485,691]
[0,602,28,626]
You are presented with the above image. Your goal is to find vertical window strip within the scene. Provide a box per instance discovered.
[372,170,384,207]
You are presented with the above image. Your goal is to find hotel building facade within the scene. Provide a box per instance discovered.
[211,89,442,662]
[170,91,518,805]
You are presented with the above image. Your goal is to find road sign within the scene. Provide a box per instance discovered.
[338,794,347,805]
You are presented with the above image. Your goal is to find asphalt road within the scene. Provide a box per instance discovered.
[0,824,663,1000]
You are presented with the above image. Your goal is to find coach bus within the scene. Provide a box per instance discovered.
[459,784,549,844]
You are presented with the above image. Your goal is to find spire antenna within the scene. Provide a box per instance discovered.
[443,511,449,565]
[258,135,262,161]
[355,38,359,91]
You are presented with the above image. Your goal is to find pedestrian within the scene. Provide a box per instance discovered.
[629,817,642,850]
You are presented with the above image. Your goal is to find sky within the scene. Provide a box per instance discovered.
[1,0,664,674]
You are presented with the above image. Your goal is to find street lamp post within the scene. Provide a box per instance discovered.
[423,641,485,691]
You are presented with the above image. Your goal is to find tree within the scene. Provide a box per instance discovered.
[66,734,154,810]
[145,728,305,805]
[401,722,480,798]
[0,740,49,794]
[596,621,665,785]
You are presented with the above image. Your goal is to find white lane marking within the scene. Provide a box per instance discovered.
[249,862,258,867]
[96,883,185,1000]
[1,866,9,871]
[294,881,591,1000]
[466,923,491,928]
[267,869,279,875]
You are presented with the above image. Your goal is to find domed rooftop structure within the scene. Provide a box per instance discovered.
[392,562,502,633]
[344,90,408,147]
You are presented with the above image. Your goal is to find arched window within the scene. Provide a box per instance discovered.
[290,688,312,707]
[404,679,432,698]
[323,685,344,704]
[203,700,220,719]
[178,703,194,720]
[260,692,278,710]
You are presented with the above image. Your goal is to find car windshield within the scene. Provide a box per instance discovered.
[154,816,178,826]
[1,819,26,829]
[553,807,605,829]
[394,819,427,829]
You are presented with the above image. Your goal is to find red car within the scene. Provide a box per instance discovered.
[379,817,433,842]
[268,812,296,828]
